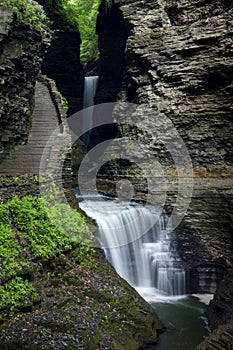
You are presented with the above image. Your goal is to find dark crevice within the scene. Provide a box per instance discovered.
[86,1,130,153]
[95,1,130,104]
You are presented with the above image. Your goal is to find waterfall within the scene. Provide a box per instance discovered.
[82,76,99,146]
[78,193,186,299]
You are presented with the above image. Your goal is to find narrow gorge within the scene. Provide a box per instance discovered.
[0,0,233,349]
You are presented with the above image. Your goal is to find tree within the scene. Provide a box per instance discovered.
[64,0,101,63]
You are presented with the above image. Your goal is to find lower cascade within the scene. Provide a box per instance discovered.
[78,193,186,299]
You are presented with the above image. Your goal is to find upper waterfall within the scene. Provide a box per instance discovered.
[83,76,99,109]
[82,76,99,146]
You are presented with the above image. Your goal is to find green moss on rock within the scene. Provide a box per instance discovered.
[0,195,163,349]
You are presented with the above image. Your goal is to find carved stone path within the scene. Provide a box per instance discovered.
[0,81,61,176]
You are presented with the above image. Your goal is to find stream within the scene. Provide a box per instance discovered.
[142,291,210,350]
[77,191,211,349]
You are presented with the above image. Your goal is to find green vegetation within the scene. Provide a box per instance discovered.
[63,0,101,63]
[2,0,50,33]
[0,223,24,280]
[1,0,104,62]
[8,196,74,260]
[0,175,39,188]
[40,0,101,62]
[0,195,93,319]
[0,277,37,318]
[58,92,68,113]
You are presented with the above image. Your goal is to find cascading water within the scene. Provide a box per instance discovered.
[78,76,209,349]
[77,193,210,349]
[82,76,99,146]
[78,193,186,298]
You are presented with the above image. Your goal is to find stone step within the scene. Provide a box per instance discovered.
[0,81,65,176]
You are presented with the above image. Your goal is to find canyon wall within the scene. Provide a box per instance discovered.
[42,31,84,115]
[96,0,233,174]
[40,1,84,115]
[95,0,233,263]
[94,0,233,345]
[119,0,233,175]
[0,5,49,161]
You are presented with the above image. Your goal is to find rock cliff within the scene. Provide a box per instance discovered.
[93,0,233,347]
[40,0,84,115]
[0,2,164,349]
[118,0,233,175]
[0,4,49,161]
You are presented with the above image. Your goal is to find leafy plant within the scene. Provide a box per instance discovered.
[8,196,73,260]
[49,203,89,238]
[0,277,37,319]
[63,0,101,63]
[58,92,68,113]
[0,223,23,280]
[0,195,95,319]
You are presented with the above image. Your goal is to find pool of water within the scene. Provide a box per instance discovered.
[148,295,210,350]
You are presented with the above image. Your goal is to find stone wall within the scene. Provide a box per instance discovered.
[0,176,40,201]
[0,6,49,161]
[95,1,129,103]
[117,0,233,175]
[95,1,233,261]
[93,1,233,344]
[42,31,84,115]
[41,1,84,115]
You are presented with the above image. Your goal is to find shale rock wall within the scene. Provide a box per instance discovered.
[42,31,84,115]
[41,1,84,115]
[0,6,49,162]
[95,2,233,260]
[94,0,233,345]
[117,0,233,175]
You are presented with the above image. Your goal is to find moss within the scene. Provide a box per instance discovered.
[2,0,50,35]
[0,191,161,348]
[0,277,37,320]
[0,195,91,320]
[0,223,25,281]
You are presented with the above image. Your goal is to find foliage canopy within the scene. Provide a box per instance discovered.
[63,0,101,63]
[2,0,101,62]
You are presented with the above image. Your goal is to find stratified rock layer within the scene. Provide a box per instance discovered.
[94,1,233,348]
[0,6,49,161]
[118,0,233,175]
[41,0,84,115]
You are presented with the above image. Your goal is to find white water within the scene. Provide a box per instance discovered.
[78,193,186,300]
[82,76,99,146]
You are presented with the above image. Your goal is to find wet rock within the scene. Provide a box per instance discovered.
[0,5,50,161]
[0,250,163,350]
[93,1,233,348]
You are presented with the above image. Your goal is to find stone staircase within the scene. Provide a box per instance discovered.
[0,81,64,176]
